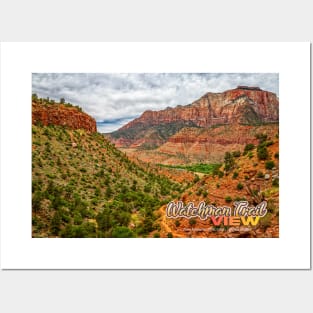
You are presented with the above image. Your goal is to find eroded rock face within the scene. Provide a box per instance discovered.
[110,87,279,149]
[120,86,278,131]
[32,102,97,132]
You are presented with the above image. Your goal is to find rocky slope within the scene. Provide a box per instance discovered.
[32,101,97,132]
[32,96,189,238]
[109,86,279,149]
[156,135,279,238]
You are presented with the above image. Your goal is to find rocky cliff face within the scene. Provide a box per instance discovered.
[110,87,278,149]
[121,124,279,165]
[32,102,97,132]
[119,86,278,131]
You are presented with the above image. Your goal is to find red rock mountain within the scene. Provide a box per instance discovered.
[120,86,278,131]
[108,86,279,157]
[32,101,97,132]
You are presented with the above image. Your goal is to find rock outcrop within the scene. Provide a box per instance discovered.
[110,86,279,149]
[119,86,278,131]
[32,102,97,132]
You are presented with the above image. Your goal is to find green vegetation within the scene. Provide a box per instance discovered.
[237,182,244,190]
[257,145,269,160]
[265,160,275,170]
[159,163,222,175]
[32,95,83,112]
[257,171,265,178]
[224,152,235,172]
[32,124,183,238]
[232,151,241,158]
[225,196,232,203]
[232,171,239,179]
[243,143,255,154]
[272,178,279,187]
[110,120,199,147]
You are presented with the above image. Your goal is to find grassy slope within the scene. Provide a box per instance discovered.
[32,124,184,238]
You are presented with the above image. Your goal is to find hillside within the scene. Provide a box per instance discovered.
[108,86,279,151]
[122,123,278,165]
[32,99,186,238]
[156,131,279,238]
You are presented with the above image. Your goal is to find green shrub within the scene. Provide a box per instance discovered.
[193,175,200,183]
[224,152,235,172]
[232,151,241,158]
[225,196,232,203]
[217,171,224,178]
[257,145,268,160]
[272,178,279,187]
[255,133,268,143]
[265,160,275,170]
[232,171,239,179]
[257,171,265,178]
[112,226,134,238]
[175,220,180,227]
[237,182,244,190]
[244,143,255,154]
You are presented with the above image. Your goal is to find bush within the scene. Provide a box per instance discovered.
[189,218,197,227]
[257,171,265,178]
[265,160,275,170]
[225,196,232,203]
[196,188,202,196]
[175,220,180,227]
[274,152,279,159]
[237,182,244,190]
[232,171,239,179]
[216,183,220,188]
[224,152,235,172]
[232,151,241,158]
[257,145,269,160]
[272,178,279,187]
[112,226,134,238]
[244,143,255,154]
[167,232,173,238]
[217,171,224,178]
[255,133,268,143]
[193,175,200,183]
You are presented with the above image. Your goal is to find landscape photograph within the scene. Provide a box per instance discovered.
[32,73,279,238]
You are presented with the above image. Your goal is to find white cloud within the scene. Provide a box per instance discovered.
[32,73,279,132]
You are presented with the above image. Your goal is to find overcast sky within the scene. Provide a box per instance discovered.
[32,73,279,133]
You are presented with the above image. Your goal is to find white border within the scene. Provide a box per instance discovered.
[0,42,310,269]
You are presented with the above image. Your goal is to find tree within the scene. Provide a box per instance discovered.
[257,145,269,160]
[224,152,235,172]
[189,218,197,237]
[60,98,65,104]
[50,211,62,236]
[244,143,255,154]
[112,226,134,238]
[265,160,275,170]
[32,93,38,101]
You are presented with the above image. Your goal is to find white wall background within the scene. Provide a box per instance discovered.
[0,1,312,313]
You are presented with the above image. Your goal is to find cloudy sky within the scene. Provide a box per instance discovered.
[32,73,279,133]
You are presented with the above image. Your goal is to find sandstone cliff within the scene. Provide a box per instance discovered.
[120,86,278,131]
[32,101,97,132]
[110,86,279,149]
